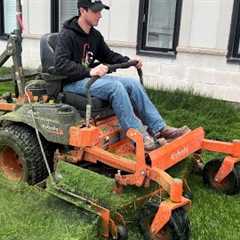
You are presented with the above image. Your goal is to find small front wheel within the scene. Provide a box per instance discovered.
[116,225,128,240]
[110,225,128,240]
[138,201,190,240]
[203,158,240,195]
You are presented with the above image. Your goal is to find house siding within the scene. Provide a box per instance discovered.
[1,0,240,102]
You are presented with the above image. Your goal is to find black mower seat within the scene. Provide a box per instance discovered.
[63,92,114,119]
[40,33,114,119]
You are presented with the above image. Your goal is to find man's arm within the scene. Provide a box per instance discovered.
[54,32,90,81]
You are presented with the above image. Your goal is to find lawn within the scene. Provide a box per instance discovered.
[0,70,240,240]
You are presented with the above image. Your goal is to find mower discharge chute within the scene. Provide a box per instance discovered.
[0,1,240,239]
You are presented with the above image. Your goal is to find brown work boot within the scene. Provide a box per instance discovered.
[143,135,167,151]
[155,125,190,141]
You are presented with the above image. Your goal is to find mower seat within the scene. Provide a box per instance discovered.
[40,33,114,119]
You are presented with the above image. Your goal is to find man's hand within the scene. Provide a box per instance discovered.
[133,58,143,69]
[90,64,109,77]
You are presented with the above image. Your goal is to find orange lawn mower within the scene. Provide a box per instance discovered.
[0,1,240,239]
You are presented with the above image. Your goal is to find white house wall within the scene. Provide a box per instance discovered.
[108,0,138,44]
[22,0,50,36]
[176,0,240,102]
[190,0,220,48]
[179,0,233,50]
[97,0,110,39]
[97,0,138,45]
[1,0,240,103]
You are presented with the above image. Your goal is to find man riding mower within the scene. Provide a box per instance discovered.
[1,0,240,240]
[54,0,190,152]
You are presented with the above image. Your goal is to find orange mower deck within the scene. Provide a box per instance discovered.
[50,116,240,238]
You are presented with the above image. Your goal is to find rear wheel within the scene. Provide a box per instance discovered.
[138,201,190,240]
[203,158,240,195]
[0,124,54,185]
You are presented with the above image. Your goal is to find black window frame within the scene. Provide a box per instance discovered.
[51,0,79,33]
[227,0,240,63]
[51,0,59,33]
[0,0,18,40]
[137,0,182,57]
[0,0,6,38]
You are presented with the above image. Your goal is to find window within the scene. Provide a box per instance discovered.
[137,0,182,56]
[59,0,78,29]
[3,0,16,34]
[227,0,240,62]
[0,0,16,37]
[51,0,78,32]
[0,1,4,36]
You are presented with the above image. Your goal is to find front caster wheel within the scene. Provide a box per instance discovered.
[138,202,190,240]
[203,158,240,195]
[110,225,128,240]
[116,225,128,240]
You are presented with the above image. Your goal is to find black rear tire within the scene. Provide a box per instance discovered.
[0,124,54,185]
[203,158,240,195]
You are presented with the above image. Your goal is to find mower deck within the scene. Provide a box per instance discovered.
[47,161,161,214]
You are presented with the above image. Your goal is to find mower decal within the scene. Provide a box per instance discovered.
[26,109,60,124]
[170,146,189,162]
[149,128,205,170]
[41,124,64,136]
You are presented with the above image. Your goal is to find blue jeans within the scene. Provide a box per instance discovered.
[64,75,166,135]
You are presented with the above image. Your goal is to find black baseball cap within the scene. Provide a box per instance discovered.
[77,0,110,11]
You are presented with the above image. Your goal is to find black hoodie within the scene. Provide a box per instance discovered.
[54,16,129,82]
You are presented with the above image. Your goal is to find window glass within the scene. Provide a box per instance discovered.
[146,0,177,49]
[4,0,16,34]
[137,0,182,55]
[59,0,78,29]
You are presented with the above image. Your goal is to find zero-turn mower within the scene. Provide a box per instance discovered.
[0,1,240,240]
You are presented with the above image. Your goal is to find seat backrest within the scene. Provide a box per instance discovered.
[39,33,114,118]
[40,33,64,98]
[40,33,59,73]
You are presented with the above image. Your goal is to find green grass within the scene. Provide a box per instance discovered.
[0,67,14,94]
[0,69,240,239]
[49,161,159,211]
[0,83,13,94]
